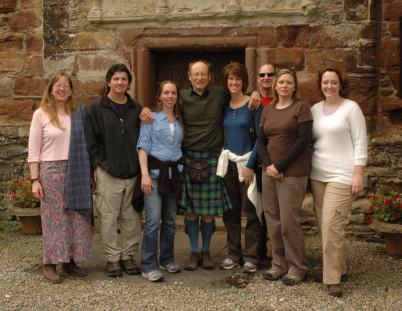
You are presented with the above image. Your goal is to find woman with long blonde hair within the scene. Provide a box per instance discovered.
[28,72,92,284]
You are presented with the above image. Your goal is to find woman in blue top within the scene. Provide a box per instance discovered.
[137,80,183,282]
[217,62,263,274]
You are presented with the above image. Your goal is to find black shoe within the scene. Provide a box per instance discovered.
[340,274,348,282]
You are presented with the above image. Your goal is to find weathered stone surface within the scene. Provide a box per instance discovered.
[257,28,277,47]
[73,80,104,96]
[316,25,360,49]
[76,54,120,73]
[379,97,402,112]
[360,22,379,40]
[8,11,42,31]
[344,0,369,21]
[0,0,16,13]
[14,78,44,97]
[72,32,116,51]
[21,0,43,9]
[297,71,322,105]
[383,0,402,21]
[0,55,25,73]
[0,78,13,97]
[0,99,36,121]
[380,39,400,67]
[305,49,356,73]
[22,56,44,77]
[388,21,400,37]
[26,32,44,54]
[0,35,24,52]
[263,48,305,70]
[348,75,378,115]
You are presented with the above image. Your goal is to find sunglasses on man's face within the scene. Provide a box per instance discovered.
[257,72,275,78]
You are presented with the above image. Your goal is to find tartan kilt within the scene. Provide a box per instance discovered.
[178,150,232,216]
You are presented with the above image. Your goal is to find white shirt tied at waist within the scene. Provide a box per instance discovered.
[216,150,262,222]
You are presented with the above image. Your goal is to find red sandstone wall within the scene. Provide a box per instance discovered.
[378,0,402,127]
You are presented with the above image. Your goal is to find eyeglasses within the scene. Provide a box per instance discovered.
[53,84,71,90]
[257,72,275,78]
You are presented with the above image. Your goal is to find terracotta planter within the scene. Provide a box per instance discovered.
[7,206,42,235]
[370,220,402,256]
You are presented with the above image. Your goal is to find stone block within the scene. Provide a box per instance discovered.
[387,69,400,96]
[9,11,42,32]
[380,39,400,68]
[0,78,13,97]
[21,0,43,9]
[73,32,116,51]
[358,43,376,67]
[0,35,24,52]
[0,99,35,121]
[76,54,119,73]
[344,0,369,21]
[383,0,402,21]
[276,25,301,47]
[388,21,400,37]
[119,28,146,47]
[22,55,44,77]
[263,48,305,70]
[294,26,321,48]
[257,28,277,47]
[26,32,44,54]
[379,97,402,112]
[296,71,322,105]
[73,80,104,97]
[14,78,44,97]
[360,22,378,40]
[352,199,371,213]
[316,25,360,49]
[305,49,356,73]
[0,55,25,73]
[0,0,16,13]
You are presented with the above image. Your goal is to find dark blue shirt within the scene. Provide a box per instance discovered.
[223,103,262,169]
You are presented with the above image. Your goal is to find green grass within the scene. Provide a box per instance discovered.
[0,220,20,232]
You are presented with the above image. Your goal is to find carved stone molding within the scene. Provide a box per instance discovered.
[88,0,318,26]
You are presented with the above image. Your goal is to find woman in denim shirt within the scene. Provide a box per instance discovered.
[137,81,183,282]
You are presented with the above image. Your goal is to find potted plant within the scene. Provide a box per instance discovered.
[367,191,402,256]
[6,175,41,235]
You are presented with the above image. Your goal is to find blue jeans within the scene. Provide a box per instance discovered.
[141,179,178,272]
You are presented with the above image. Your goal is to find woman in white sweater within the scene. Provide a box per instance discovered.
[310,68,367,298]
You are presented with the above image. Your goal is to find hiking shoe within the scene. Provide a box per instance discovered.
[142,270,164,282]
[262,270,285,281]
[63,260,87,277]
[184,252,200,271]
[242,262,257,274]
[220,258,240,270]
[282,275,307,286]
[327,284,343,297]
[43,264,62,284]
[341,274,348,282]
[160,262,181,273]
[106,261,122,278]
[121,258,141,275]
[201,251,215,269]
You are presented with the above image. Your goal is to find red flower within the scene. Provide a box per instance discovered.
[368,205,375,213]
[383,199,391,206]
[367,215,372,224]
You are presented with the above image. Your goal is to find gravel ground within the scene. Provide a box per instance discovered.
[0,225,401,311]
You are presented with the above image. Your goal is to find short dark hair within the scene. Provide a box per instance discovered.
[222,62,249,94]
[318,68,349,97]
[104,63,132,94]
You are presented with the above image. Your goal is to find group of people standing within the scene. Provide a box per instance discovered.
[27,58,367,298]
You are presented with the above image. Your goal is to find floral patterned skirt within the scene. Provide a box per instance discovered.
[39,161,92,264]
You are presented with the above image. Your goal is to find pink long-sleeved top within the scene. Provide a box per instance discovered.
[27,108,71,163]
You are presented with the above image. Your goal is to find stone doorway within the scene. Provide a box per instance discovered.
[133,36,258,107]
[155,50,245,94]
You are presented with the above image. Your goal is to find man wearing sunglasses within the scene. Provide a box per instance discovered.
[257,64,276,107]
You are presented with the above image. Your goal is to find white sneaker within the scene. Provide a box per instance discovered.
[160,262,182,273]
[242,261,257,274]
[220,258,240,270]
[142,270,164,282]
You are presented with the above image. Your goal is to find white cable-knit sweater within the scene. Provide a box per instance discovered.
[310,99,368,185]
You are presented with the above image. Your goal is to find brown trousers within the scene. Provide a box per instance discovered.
[223,163,262,265]
[262,173,308,279]
[311,180,354,285]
